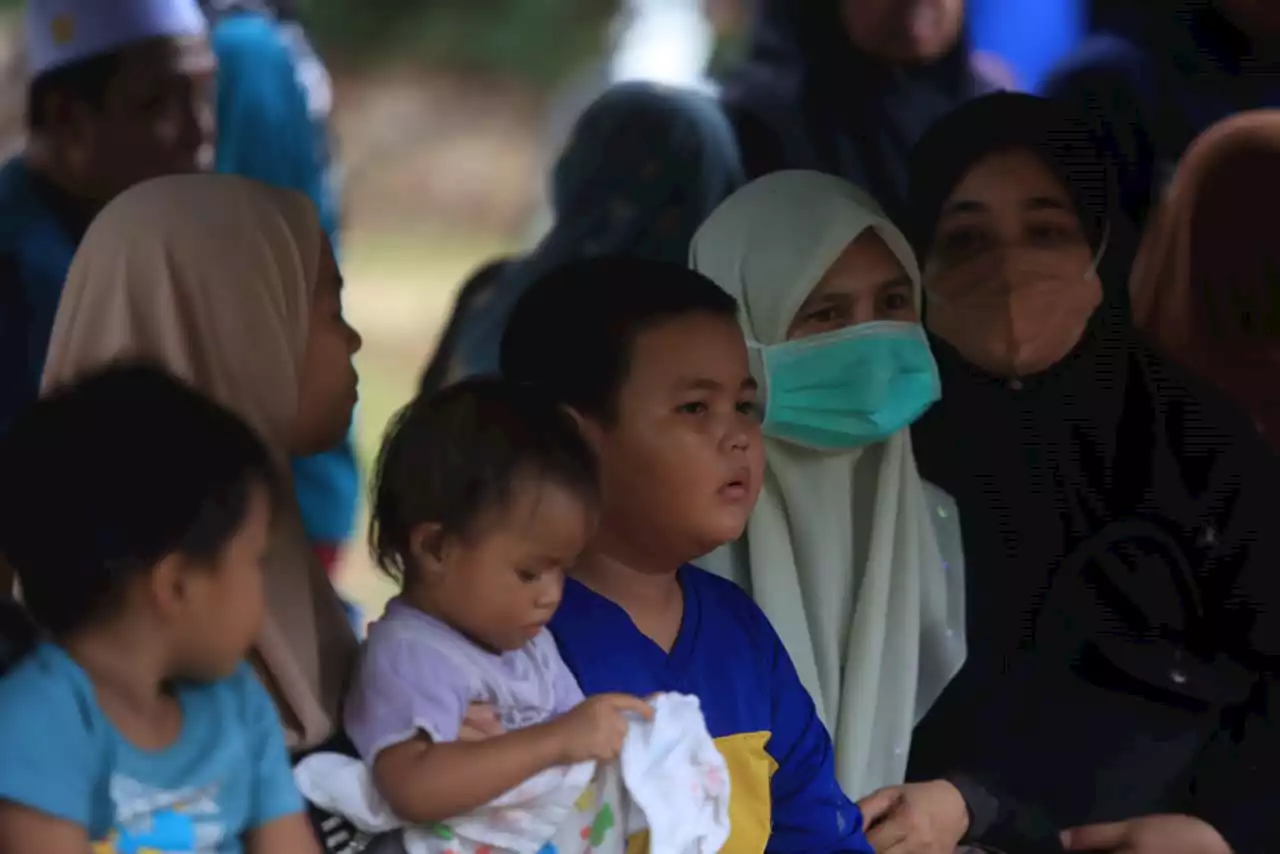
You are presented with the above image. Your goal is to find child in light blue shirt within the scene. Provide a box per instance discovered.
[0,365,319,854]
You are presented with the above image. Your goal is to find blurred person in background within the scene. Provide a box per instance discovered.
[719,0,1006,218]
[528,0,722,243]
[1046,0,1280,234]
[0,0,213,436]
[202,0,362,627]
[1130,111,1280,454]
[966,0,1086,92]
[1129,125,1280,853]
[419,81,743,395]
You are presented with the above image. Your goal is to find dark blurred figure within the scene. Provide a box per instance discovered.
[720,0,1006,216]
[1131,111,1280,454]
[419,82,742,394]
[1047,0,1280,233]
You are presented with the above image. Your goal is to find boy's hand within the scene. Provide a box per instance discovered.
[1061,815,1230,854]
[549,693,653,764]
[459,703,505,741]
[858,779,969,854]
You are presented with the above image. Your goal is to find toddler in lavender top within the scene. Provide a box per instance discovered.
[343,378,653,827]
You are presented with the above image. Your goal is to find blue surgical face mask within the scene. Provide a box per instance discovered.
[750,321,942,451]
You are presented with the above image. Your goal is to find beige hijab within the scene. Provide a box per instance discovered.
[692,171,966,799]
[42,173,356,749]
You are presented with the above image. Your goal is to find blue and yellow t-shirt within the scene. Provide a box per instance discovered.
[550,566,872,854]
[0,645,303,853]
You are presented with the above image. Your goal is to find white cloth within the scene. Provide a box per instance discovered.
[295,693,731,854]
[620,694,731,854]
[25,0,206,77]
[690,170,967,799]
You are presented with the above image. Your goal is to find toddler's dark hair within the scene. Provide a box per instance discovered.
[369,377,599,584]
[499,256,739,423]
[0,363,279,638]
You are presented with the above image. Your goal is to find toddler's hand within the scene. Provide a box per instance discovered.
[550,693,653,764]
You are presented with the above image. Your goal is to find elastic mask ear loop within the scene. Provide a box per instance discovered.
[1085,219,1110,279]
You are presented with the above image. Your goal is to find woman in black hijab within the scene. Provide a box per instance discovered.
[720,0,1005,216]
[890,92,1279,854]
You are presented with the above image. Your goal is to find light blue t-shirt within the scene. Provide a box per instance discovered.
[0,644,302,853]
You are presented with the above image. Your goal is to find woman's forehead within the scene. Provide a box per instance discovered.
[946,148,1072,205]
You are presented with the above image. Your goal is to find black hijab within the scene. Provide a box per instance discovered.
[720,0,998,216]
[906,94,1280,846]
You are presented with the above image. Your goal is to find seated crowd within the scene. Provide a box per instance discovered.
[0,1,1278,854]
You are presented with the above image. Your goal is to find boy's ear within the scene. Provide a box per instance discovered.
[149,553,193,620]
[408,523,450,574]
[563,404,604,452]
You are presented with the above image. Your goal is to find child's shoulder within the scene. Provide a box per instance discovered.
[681,565,781,649]
[182,661,276,718]
[683,564,769,620]
[0,643,103,743]
[357,601,492,683]
[364,600,466,653]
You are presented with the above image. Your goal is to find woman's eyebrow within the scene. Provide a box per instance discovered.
[1023,195,1072,212]
[878,274,914,291]
[798,292,850,311]
[940,198,985,218]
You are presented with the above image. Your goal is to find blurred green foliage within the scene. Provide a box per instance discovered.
[299,0,617,84]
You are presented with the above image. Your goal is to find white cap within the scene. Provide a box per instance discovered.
[25,0,208,78]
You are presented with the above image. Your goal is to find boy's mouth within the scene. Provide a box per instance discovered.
[718,469,753,503]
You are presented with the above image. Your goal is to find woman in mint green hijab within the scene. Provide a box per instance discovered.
[691,170,966,803]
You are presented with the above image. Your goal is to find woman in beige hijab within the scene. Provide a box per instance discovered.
[41,173,362,751]
[1131,110,1280,454]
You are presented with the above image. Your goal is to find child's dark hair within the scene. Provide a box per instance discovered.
[499,255,738,423]
[0,362,279,638]
[369,377,599,584]
[26,53,124,133]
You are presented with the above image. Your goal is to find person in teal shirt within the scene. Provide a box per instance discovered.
[0,365,318,854]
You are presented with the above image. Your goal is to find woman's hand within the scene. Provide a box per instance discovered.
[458,703,504,742]
[1061,814,1231,854]
[857,779,970,853]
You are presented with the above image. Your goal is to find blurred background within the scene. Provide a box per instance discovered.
[0,0,1092,618]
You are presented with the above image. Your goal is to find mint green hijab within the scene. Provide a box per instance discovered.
[691,170,966,799]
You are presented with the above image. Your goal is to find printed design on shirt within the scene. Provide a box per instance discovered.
[579,802,614,848]
[714,731,775,854]
[496,701,555,731]
[91,775,224,854]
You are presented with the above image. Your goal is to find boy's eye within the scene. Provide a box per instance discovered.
[676,401,709,415]
[516,569,539,583]
[737,400,761,419]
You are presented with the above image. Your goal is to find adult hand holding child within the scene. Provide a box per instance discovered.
[459,703,505,741]
[857,780,970,854]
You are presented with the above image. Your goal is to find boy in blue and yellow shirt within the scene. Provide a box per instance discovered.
[500,256,872,854]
